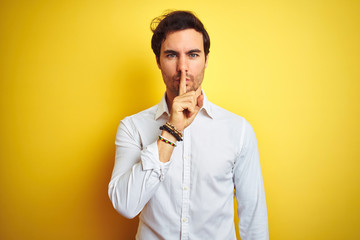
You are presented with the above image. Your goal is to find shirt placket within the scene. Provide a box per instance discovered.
[180,127,191,240]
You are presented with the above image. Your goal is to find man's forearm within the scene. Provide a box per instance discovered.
[157,130,177,163]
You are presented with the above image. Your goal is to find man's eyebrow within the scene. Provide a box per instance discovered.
[187,49,202,54]
[163,50,178,54]
[163,49,202,54]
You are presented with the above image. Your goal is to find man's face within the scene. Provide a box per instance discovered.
[157,29,208,98]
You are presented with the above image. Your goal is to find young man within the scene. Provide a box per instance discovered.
[108,11,268,240]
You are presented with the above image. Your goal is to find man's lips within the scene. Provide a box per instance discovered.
[174,78,190,82]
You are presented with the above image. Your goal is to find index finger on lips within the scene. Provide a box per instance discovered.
[179,70,187,96]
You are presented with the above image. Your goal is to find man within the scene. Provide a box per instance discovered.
[108,10,268,240]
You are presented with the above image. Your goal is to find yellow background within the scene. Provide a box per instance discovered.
[1,0,359,239]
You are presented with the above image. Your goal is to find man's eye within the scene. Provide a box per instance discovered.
[189,53,199,58]
[167,54,176,58]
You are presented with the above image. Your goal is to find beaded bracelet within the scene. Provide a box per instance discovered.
[165,122,183,138]
[160,124,183,141]
[159,135,176,147]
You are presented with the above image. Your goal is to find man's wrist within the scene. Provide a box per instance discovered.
[160,130,177,143]
[160,122,183,141]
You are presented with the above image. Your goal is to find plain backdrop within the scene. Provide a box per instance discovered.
[1,0,359,239]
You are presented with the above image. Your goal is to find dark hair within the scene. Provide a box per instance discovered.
[151,10,210,61]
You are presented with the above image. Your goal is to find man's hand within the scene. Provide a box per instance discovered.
[169,70,204,132]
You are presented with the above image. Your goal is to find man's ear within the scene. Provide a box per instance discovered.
[156,56,161,69]
[205,54,209,68]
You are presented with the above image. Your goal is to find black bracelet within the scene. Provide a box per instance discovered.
[160,125,183,141]
[165,122,183,138]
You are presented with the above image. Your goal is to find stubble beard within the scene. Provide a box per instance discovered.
[170,70,205,96]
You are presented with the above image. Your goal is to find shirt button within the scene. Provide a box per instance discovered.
[182,218,188,223]
[183,186,188,191]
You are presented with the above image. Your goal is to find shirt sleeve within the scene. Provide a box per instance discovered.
[108,118,172,219]
[233,120,269,240]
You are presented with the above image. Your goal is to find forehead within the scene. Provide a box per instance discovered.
[161,29,204,52]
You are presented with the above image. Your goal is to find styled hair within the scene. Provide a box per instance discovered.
[151,10,210,61]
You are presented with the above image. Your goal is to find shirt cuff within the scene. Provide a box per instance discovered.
[141,141,172,181]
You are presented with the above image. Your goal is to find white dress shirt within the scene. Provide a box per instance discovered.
[108,92,268,240]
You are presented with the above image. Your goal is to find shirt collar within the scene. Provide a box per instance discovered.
[155,92,170,120]
[154,90,214,120]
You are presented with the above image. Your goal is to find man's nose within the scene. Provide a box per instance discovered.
[176,55,188,72]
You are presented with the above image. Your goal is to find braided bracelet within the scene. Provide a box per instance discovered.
[160,124,183,141]
[159,135,176,147]
[165,122,183,138]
